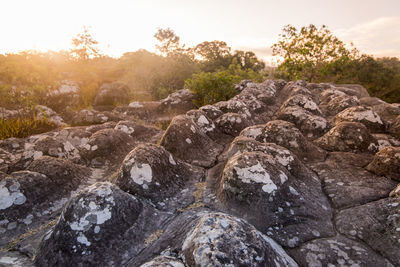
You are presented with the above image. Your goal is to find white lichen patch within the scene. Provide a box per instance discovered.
[185,138,192,144]
[168,154,176,165]
[337,107,383,125]
[0,181,26,210]
[234,162,278,193]
[130,162,153,185]
[129,101,143,108]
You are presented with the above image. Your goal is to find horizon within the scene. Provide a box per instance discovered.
[1,0,399,64]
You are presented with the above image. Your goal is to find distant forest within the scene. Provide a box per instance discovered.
[0,25,399,110]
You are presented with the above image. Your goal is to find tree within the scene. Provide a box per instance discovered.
[154,28,184,56]
[232,50,265,72]
[70,27,101,60]
[272,24,358,82]
[192,41,232,72]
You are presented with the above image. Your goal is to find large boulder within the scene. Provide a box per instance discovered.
[215,112,252,136]
[315,122,379,153]
[366,146,400,181]
[93,82,130,107]
[114,121,162,143]
[331,84,370,99]
[319,89,360,116]
[217,151,334,247]
[160,115,223,167]
[80,129,135,167]
[389,115,400,138]
[335,197,400,264]
[159,89,196,115]
[181,212,298,267]
[240,120,327,162]
[45,80,80,112]
[35,182,169,266]
[335,106,386,132]
[115,143,204,205]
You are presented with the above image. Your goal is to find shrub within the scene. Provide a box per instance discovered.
[185,71,240,107]
[0,115,57,140]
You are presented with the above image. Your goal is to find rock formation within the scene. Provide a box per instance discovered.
[0,79,399,267]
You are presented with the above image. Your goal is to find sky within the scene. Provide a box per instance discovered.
[0,0,399,65]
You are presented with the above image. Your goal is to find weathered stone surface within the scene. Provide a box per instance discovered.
[289,235,394,267]
[80,128,135,166]
[85,121,117,134]
[215,112,251,136]
[310,152,397,209]
[198,104,224,120]
[114,101,161,119]
[115,143,204,205]
[186,109,219,139]
[45,80,80,112]
[93,82,130,107]
[242,120,327,162]
[332,84,370,99]
[34,105,65,127]
[159,89,196,115]
[360,96,386,106]
[114,120,162,143]
[315,122,378,153]
[182,212,298,267]
[319,89,360,116]
[335,106,386,132]
[372,103,400,125]
[35,182,168,266]
[389,115,400,138]
[27,156,89,193]
[280,94,322,115]
[217,151,334,247]
[140,256,185,267]
[335,197,400,264]
[366,146,400,181]
[277,105,328,139]
[70,109,112,126]
[160,115,223,167]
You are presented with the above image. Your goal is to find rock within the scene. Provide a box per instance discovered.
[85,121,117,134]
[0,148,16,173]
[114,121,162,143]
[115,143,204,204]
[159,89,196,115]
[389,115,400,138]
[214,99,252,118]
[332,84,370,99]
[160,115,223,167]
[366,146,400,181]
[45,80,80,112]
[35,182,168,266]
[222,136,317,183]
[319,89,360,116]
[335,197,400,264]
[289,235,394,267]
[80,129,135,167]
[114,101,161,120]
[335,106,386,132]
[93,82,130,107]
[32,135,81,162]
[217,151,334,247]
[360,96,386,106]
[390,184,400,197]
[70,109,121,126]
[242,120,327,162]
[186,109,222,141]
[0,169,81,247]
[181,212,298,267]
[34,105,65,127]
[140,256,185,267]
[277,105,328,139]
[215,112,251,136]
[27,156,89,193]
[372,103,400,125]
[280,94,322,115]
[310,152,397,209]
[315,122,378,153]
[198,105,224,120]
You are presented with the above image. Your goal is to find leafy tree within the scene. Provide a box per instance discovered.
[154,28,185,56]
[185,71,240,107]
[232,50,265,72]
[272,24,358,82]
[70,27,101,60]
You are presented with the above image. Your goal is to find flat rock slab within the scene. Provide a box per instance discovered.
[289,235,394,267]
[335,197,400,265]
[310,152,397,209]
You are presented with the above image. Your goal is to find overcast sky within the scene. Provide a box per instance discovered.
[1,0,399,64]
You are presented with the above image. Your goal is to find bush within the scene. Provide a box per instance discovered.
[185,71,240,107]
[0,115,57,140]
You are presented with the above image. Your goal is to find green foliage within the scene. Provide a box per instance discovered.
[272,24,358,82]
[0,115,57,140]
[185,71,241,107]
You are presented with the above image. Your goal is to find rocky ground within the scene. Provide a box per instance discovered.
[0,80,400,266]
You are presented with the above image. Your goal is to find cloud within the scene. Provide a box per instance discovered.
[335,17,400,58]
